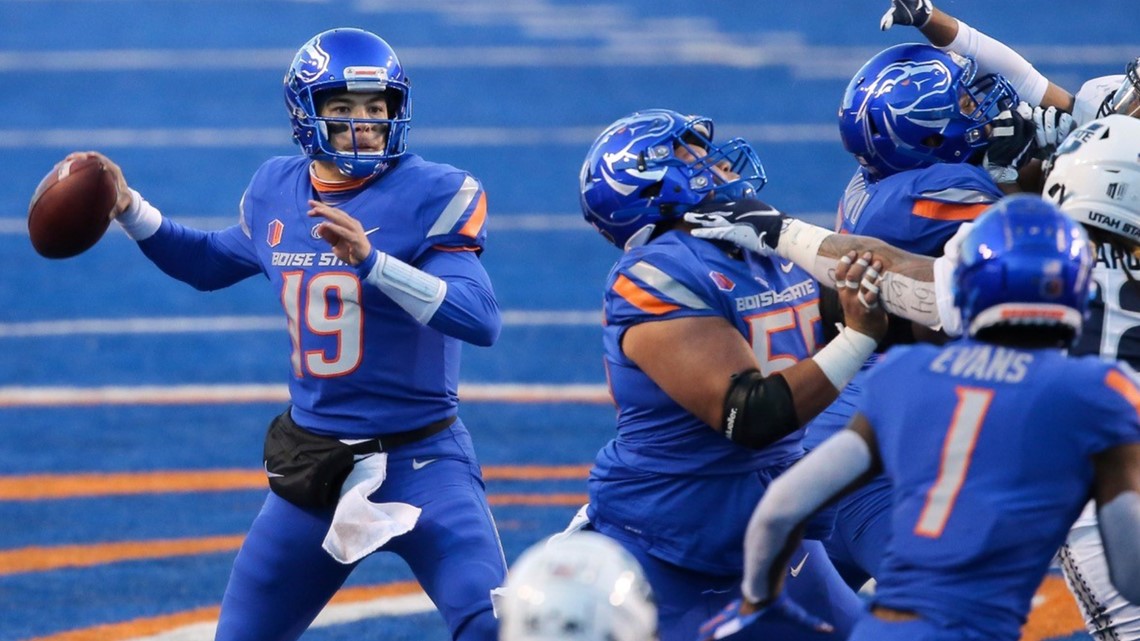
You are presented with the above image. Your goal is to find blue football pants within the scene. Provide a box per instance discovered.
[618,538,864,641]
[215,422,506,641]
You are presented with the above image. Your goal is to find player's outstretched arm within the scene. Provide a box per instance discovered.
[880,0,1072,110]
[774,218,943,329]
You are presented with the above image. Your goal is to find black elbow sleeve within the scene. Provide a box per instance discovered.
[722,369,800,450]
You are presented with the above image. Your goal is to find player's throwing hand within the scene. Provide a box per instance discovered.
[308,200,374,266]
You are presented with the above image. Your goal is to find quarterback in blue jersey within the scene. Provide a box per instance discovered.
[575,109,890,641]
[703,196,1140,641]
[68,28,505,641]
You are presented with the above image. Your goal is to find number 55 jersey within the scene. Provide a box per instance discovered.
[589,229,824,574]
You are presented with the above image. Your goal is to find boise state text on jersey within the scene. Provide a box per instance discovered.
[588,230,824,574]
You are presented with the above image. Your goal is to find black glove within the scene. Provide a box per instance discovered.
[880,0,934,30]
[983,102,1039,185]
[682,199,786,256]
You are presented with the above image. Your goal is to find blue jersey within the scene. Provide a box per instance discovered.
[806,164,1003,451]
[859,340,1140,639]
[136,154,495,437]
[589,231,823,573]
[839,164,1001,255]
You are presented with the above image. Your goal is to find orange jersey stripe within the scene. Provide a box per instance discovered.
[912,199,990,221]
[1105,369,1140,420]
[612,274,681,315]
[458,192,488,238]
[309,171,375,193]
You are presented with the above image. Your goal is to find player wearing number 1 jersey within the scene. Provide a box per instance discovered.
[67,28,505,641]
[703,196,1140,641]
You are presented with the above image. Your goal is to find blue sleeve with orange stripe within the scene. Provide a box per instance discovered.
[604,238,724,333]
[848,164,1002,257]
[415,172,488,258]
[138,218,262,291]
[402,169,498,344]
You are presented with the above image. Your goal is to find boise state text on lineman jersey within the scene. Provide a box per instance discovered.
[588,230,823,573]
[857,340,1140,640]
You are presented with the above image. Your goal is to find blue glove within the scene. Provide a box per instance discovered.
[696,594,835,641]
[880,0,933,30]
[683,199,786,257]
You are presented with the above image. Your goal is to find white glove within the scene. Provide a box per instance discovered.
[1031,105,1076,155]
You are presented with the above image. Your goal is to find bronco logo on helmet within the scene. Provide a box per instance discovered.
[294,39,331,84]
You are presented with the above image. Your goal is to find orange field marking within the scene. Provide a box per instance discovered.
[1020,574,1086,641]
[0,465,591,501]
[21,581,422,641]
[0,493,585,576]
[489,493,586,506]
[0,535,245,576]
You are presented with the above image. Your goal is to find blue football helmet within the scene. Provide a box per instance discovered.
[284,28,411,178]
[579,109,767,249]
[839,43,1018,180]
[954,194,1093,339]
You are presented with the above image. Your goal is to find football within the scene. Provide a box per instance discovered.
[27,157,118,259]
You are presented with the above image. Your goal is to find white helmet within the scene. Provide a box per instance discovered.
[1043,114,1140,247]
[498,531,657,641]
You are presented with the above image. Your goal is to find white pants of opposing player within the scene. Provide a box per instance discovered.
[1060,501,1140,640]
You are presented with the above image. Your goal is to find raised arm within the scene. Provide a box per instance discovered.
[881,0,1073,111]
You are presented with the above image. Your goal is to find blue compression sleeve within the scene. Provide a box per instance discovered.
[419,249,501,347]
[138,219,262,291]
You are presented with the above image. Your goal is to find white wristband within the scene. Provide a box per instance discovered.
[116,189,164,240]
[775,219,836,284]
[812,325,877,390]
[362,251,448,324]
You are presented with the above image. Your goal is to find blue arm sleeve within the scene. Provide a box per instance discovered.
[137,219,262,291]
[419,249,501,347]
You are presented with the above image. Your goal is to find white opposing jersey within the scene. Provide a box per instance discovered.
[1073,74,1125,126]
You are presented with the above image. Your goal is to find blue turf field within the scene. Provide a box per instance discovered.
[0,1,1135,639]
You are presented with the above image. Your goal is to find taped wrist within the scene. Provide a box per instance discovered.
[116,188,163,240]
[813,326,877,390]
[774,219,835,285]
[722,370,799,450]
[359,250,448,324]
